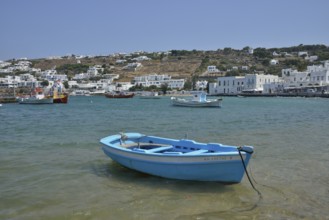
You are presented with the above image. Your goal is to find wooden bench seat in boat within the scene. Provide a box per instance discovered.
[184,149,209,155]
[146,146,174,153]
[132,146,173,153]
[121,142,169,148]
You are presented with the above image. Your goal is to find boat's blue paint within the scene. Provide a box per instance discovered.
[100,132,254,183]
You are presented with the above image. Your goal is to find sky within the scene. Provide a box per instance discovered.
[1,0,329,61]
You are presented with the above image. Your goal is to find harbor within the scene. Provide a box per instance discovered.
[1,96,328,219]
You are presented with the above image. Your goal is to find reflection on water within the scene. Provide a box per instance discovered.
[0,96,328,219]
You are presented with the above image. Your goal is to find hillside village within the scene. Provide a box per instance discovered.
[1,44,329,99]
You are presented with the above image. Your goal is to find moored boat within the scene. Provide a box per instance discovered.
[105,91,134,98]
[140,91,161,99]
[100,132,254,183]
[171,92,222,107]
[53,92,69,103]
[18,87,53,104]
[18,94,53,104]
[49,81,69,103]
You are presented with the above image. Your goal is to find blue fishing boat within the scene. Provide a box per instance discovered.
[100,132,254,183]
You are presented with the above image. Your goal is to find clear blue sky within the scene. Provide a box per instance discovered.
[1,0,328,60]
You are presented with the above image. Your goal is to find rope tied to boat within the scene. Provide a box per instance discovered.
[237,146,262,197]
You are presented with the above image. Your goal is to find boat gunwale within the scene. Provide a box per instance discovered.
[100,133,247,157]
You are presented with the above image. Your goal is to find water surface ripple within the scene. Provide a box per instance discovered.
[1,96,328,219]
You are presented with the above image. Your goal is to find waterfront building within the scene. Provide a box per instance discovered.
[307,61,329,86]
[134,74,185,89]
[209,61,329,95]
[281,68,310,88]
[209,74,279,95]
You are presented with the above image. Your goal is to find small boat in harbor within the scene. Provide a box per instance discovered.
[171,92,222,107]
[100,132,254,183]
[140,91,161,99]
[53,92,69,103]
[18,93,53,104]
[18,88,53,104]
[105,91,134,98]
[50,81,69,103]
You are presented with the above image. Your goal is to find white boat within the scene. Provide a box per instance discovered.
[140,91,161,99]
[90,89,106,96]
[171,92,222,107]
[71,90,91,96]
[18,94,53,104]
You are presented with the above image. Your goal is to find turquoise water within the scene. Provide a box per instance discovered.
[1,96,328,219]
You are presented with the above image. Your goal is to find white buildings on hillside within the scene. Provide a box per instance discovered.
[132,56,151,62]
[134,74,185,89]
[40,69,68,81]
[0,74,40,88]
[0,61,12,68]
[307,61,329,85]
[209,60,329,95]
[122,62,142,71]
[207,66,220,73]
[72,65,104,80]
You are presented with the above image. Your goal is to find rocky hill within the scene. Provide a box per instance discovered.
[17,44,329,82]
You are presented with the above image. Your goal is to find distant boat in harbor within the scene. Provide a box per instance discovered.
[105,91,134,98]
[53,92,69,103]
[50,81,69,103]
[18,94,53,104]
[171,92,222,107]
[140,91,161,99]
[18,87,53,104]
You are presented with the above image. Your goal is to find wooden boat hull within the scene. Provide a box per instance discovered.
[53,93,69,103]
[100,133,253,183]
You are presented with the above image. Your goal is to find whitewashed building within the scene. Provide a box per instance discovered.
[281,68,310,88]
[134,74,185,89]
[207,65,220,73]
[307,61,329,86]
[209,74,279,95]
[40,69,68,81]
[195,80,208,90]
[270,59,279,65]
[122,62,142,71]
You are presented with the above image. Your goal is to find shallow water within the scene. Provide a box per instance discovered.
[1,96,328,219]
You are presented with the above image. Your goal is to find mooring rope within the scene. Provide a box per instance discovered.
[238,147,262,198]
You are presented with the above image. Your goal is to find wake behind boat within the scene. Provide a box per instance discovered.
[171,92,222,107]
[100,132,254,183]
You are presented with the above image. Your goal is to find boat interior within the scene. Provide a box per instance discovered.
[120,141,220,154]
